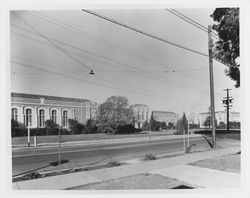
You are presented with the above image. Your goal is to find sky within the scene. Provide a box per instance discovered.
[10,8,240,117]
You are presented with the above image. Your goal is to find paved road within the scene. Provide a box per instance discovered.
[12,136,210,176]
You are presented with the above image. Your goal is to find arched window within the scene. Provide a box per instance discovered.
[51,110,57,124]
[39,109,45,127]
[12,108,18,121]
[25,109,32,127]
[62,110,68,127]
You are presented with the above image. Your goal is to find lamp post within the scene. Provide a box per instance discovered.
[58,125,62,174]
[27,119,31,147]
[187,121,190,148]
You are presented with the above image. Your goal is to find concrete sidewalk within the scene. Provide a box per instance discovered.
[12,145,240,190]
[12,134,202,150]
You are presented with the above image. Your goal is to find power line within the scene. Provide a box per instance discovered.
[11,29,216,94]
[169,9,220,39]
[81,9,231,68]
[165,9,232,68]
[11,54,216,102]
[30,11,210,83]
[12,21,212,88]
[13,12,92,71]
[81,9,209,58]
[11,60,210,107]
[166,9,208,33]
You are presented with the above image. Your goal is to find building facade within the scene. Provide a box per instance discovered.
[152,111,179,125]
[198,111,240,128]
[11,93,98,128]
[130,104,150,128]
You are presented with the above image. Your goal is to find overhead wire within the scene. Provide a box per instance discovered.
[81,9,209,58]
[11,26,224,97]
[11,54,215,102]
[11,24,222,96]
[165,9,232,68]
[11,60,211,107]
[28,11,209,85]
[82,9,231,68]
[13,12,92,71]
[168,9,220,39]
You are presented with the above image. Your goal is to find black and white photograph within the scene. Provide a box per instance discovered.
[1,0,250,195]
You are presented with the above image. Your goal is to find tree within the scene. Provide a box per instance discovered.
[85,119,98,133]
[176,113,188,134]
[149,113,161,131]
[204,116,212,129]
[68,119,86,134]
[96,96,133,133]
[141,120,150,131]
[168,122,174,129]
[211,8,240,87]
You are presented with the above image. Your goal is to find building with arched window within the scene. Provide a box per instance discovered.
[11,93,99,128]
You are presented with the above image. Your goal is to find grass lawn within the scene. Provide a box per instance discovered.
[67,173,194,190]
[12,130,176,145]
[189,153,240,173]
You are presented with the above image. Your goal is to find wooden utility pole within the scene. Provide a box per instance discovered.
[208,25,216,148]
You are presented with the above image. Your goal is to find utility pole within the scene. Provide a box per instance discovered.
[223,89,233,132]
[208,25,216,148]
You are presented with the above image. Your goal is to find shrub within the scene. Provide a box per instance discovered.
[85,119,98,133]
[11,119,27,137]
[97,125,115,134]
[68,119,85,134]
[142,120,150,131]
[45,120,59,135]
[144,154,157,160]
[107,161,121,167]
[116,124,141,134]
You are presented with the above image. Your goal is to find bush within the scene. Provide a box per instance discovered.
[45,120,59,135]
[68,119,85,134]
[97,125,115,134]
[116,124,142,134]
[11,119,27,137]
[107,161,121,167]
[85,119,98,134]
[142,120,150,131]
[144,154,157,160]
[168,122,174,129]
[189,123,199,129]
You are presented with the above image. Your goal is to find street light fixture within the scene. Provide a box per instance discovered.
[89,70,95,75]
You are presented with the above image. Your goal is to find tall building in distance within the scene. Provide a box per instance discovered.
[11,92,98,128]
[130,104,150,128]
[152,111,179,125]
[198,111,240,128]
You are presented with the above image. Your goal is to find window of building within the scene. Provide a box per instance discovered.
[12,108,18,121]
[51,110,57,124]
[39,109,45,127]
[62,110,68,127]
[25,109,32,127]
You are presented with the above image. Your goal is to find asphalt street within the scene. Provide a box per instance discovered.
[12,136,210,176]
